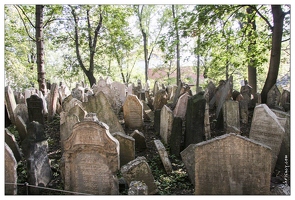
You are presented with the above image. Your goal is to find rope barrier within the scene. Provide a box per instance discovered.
[5,182,91,195]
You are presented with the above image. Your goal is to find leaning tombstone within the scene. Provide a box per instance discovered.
[240,81,252,124]
[154,140,173,174]
[113,132,135,166]
[82,91,125,134]
[249,104,286,173]
[207,81,216,102]
[26,94,44,125]
[267,84,281,109]
[128,181,148,195]
[181,133,272,194]
[61,114,119,195]
[173,92,190,120]
[280,89,290,112]
[13,104,28,124]
[160,105,174,145]
[5,143,17,195]
[123,94,143,130]
[222,100,240,134]
[48,83,59,121]
[121,156,158,195]
[184,92,206,148]
[5,86,17,125]
[5,129,22,162]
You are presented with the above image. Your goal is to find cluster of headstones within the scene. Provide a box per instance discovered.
[5,74,290,195]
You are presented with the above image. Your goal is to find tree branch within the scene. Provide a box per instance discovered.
[14,5,35,42]
[249,5,273,31]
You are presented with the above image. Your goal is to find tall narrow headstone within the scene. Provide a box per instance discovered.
[249,104,285,173]
[173,92,190,120]
[160,105,174,145]
[62,115,119,195]
[240,82,252,124]
[181,133,272,194]
[5,86,17,125]
[170,117,183,157]
[223,100,240,134]
[112,132,135,166]
[5,129,22,162]
[207,81,216,102]
[123,94,143,130]
[5,143,17,195]
[26,94,44,125]
[48,83,59,121]
[184,92,206,148]
[153,89,168,110]
[154,140,173,174]
[154,109,161,134]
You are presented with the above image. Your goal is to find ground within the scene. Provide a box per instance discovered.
[8,106,288,195]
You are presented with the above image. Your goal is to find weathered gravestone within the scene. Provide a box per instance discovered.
[60,114,80,152]
[181,133,272,194]
[240,82,252,124]
[154,109,161,134]
[111,81,127,105]
[123,94,143,129]
[48,83,59,121]
[207,81,216,102]
[62,95,83,113]
[249,104,286,173]
[142,100,154,122]
[270,109,290,172]
[160,105,174,145]
[15,115,27,141]
[222,100,240,134]
[62,114,119,195]
[154,140,173,174]
[82,91,125,134]
[13,104,28,124]
[280,89,290,111]
[170,117,183,157]
[184,92,206,148]
[26,94,44,125]
[173,92,190,120]
[130,130,147,151]
[153,81,160,96]
[5,128,22,162]
[121,156,158,195]
[113,132,135,166]
[5,86,17,125]
[153,89,168,110]
[267,84,281,109]
[5,143,17,195]
[21,121,52,194]
[71,84,85,102]
[128,181,148,195]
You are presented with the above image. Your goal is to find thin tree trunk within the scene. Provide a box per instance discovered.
[36,5,47,95]
[172,5,181,85]
[247,6,257,95]
[261,5,285,103]
[143,32,149,82]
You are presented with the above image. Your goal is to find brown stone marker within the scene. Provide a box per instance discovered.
[62,115,119,195]
[123,94,143,129]
[5,143,17,195]
[181,133,272,195]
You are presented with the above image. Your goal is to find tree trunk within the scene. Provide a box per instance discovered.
[261,5,285,103]
[143,32,149,82]
[172,5,181,85]
[36,5,47,95]
[247,6,257,95]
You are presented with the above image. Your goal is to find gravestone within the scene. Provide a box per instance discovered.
[154,140,173,174]
[203,90,211,140]
[153,81,160,96]
[48,83,59,121]
[15,115,27,141]
[267,84,281,109]
[153,89,168,110]
[113,132,135,166]
[280,89,290,111]
[111,81,127,104]
[62,115,119,195]
[5,128,22,162]
[142,100,154,122]
[160,105,174,145]
[60,114,80,151]
[26,94,44,125]
[82,91,125,134]
[130,130,147,151]
[123,95,143,129]
[270,109,290,171]
[172,80,183,107]
[173,92,190,120]
[121,156,158,195]
[181,133,272,194]
[166,85,173,100]
[215,76,233,120]
[71,84,85,102]
[13,104,28,124]
[5,143,17,195]
[240,82,252,124]
[207,81,216,102]
[128,181,148,195]
[223,100,240,134]
[127,84,133,96]
[184,92,206,148]
[62,95,83,113]
[5,86,17,125]
[170,117,183,157]
[67,103,87,122]
[249,104,285,173]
